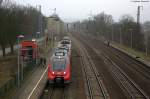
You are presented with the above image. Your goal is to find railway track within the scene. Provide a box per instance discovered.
[49,87,66,99]
[41,85,68,99]
[72,33,149,98]
[72,37,109,99]
[96,41,150,81]
[95,42,150,98]
[40,44,87,99]
[95,48,149,99]
[108,45,150,80]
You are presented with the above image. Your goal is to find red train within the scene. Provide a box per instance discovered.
[48,52,71,84]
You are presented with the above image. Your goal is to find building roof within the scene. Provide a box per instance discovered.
[49,14,60,21]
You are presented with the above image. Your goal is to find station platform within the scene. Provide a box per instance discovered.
[14,66,47,99]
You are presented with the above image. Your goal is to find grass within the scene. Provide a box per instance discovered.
[0,74,11,89]
[0,54,17,88]
[112,42,150,62]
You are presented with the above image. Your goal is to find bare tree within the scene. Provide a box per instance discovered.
[0,0,46,57]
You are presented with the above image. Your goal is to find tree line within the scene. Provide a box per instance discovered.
[0,0,47,57]
[71,12,150,55]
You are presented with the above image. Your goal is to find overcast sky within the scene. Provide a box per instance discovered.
[13,0,150,22]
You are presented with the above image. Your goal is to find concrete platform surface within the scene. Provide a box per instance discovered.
[14,66,47,99]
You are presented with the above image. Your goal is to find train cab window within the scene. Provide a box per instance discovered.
[61,40,70,44]
[27,46,33,59]
[55,52,65,56]
[52,58,66,71]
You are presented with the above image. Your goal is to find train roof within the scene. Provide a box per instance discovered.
[63,36,70,40]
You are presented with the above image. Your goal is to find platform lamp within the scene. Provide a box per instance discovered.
[17,34,24,87]
[32,38,38,65]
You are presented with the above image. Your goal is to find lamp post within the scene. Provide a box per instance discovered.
[145,32,148,56]
[129,29,133,49]
[119,28,122,45]
[111,25,114,42]
[32,38,38,65]
[36,32,40,38]
[0,0,3,4]
[17,35,24,87]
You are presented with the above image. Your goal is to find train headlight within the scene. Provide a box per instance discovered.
[63,72,66,75]
[52,72,55,75]
[32,38,36,42]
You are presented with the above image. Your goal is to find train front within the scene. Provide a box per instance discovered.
[48,56,71,84]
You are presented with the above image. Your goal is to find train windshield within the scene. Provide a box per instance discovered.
[60,40,70,44]
[52,58,66,71]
